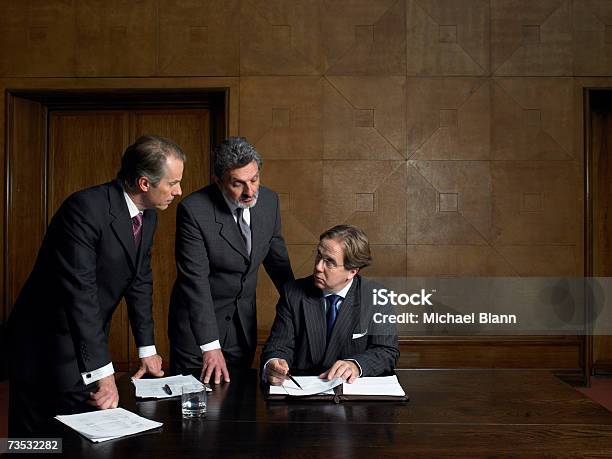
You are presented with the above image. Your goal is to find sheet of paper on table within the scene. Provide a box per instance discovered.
[342,375,406,396]
[132,374,210,399]
[269,376,344,396]
[55,408,162,443]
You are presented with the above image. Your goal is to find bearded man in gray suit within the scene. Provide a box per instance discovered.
[169,137,294,384]
[262,225,399,385]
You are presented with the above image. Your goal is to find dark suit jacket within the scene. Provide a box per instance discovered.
[261,275,399,377]
[8,181,157,392]
[168,184,294,368]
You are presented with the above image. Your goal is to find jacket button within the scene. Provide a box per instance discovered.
[225,316,231,321]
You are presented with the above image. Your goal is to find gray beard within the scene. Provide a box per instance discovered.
[221,188,259,209]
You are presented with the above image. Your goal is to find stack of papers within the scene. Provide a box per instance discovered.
[55,408,162,443]
[132,375,209,398]
[269,375,406,397]
[342,375,406,396]
[269,377,344,396]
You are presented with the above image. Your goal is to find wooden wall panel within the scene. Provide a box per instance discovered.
[491,0,573,76]
[0,0,76,76]
[323,0,406,76]
[48,111,128,213]
[129,109,211,365]
[75,0,157,77]
[6,0,612,375]
[240,0,322,75]
[573,0,612,76]
[252,336,583,373]
[406,0,490,76]
[48,110,131,365]
[6,97,46,310]
[158,0,240,76]
[593,110,612,370]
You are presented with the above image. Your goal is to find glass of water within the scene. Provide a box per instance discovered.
[181,384,207,418]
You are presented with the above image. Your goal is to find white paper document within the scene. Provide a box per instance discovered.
[132,374,210,399]
[269,376,344,396]
[55,408,162,443]
[341,375,406,396]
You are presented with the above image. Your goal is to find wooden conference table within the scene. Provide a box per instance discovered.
[55,369,612,458]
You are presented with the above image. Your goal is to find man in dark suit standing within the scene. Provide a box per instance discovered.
[169,137,294,384]
[8,135,185,436]
[261,225,399,385]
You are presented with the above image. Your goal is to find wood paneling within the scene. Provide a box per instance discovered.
[5,0,610,376]
[0,0,77,77]
[48,110,131,365]
[158,0,240,76]
[6,97,46,310]
[253,335,583,372]
[128,109,211,365]
[75,0,157,76]
[592,109,612,371]
[10,105,212,371]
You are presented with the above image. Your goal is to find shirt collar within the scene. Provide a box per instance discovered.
[323,278,354,299]
[220,188,252,221]
[123,191,141,219]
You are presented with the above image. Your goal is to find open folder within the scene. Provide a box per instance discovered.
[267,375,408,403]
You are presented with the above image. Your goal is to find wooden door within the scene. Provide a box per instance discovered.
[47,108,211,371]
[592,110,612,372]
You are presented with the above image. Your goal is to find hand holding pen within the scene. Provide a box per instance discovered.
[266,358,302,389]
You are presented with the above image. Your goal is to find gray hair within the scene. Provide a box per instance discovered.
[213,137,262,179]
[117,135,186,192]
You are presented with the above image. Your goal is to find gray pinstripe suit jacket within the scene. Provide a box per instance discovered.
[261,275,399,376]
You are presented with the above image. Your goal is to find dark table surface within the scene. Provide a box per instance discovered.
[54,369,612,458]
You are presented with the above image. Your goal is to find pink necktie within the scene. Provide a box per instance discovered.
[132,213,143,247]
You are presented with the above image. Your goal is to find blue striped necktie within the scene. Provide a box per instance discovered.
[326,294,342,340]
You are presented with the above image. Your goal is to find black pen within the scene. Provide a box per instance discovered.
[163,384,172,395]
[286,373,303,390]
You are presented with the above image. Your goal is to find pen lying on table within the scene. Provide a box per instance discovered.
[163,384,172,395]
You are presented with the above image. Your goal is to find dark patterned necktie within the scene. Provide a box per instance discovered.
[236,208,252,255]
[326,294,342,340]
[132,212,143,247]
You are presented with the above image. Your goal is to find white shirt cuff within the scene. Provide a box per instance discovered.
[200,340,221,353]
[81,362,114,385]
[345,359,363,377]
[138,345,157,359]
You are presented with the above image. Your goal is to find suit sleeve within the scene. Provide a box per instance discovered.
[344,300,399,377]
[124,211,157,348]
[260,284,296,369]
[52,196,112,373]
[174,202,219,345]
[262,193,294,293]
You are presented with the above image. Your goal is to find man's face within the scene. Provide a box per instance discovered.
[313,238,359,293]
[143,154,184,210]
[216,160,260,209]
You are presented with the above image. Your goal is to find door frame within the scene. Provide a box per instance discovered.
[585,88,612,378]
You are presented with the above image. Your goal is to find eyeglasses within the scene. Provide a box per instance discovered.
[314,251,344,270]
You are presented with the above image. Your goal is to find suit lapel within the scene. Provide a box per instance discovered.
[323,278,360,367]
[109,182,137,268]
[303,288,326,366]
[212,187,250,261]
